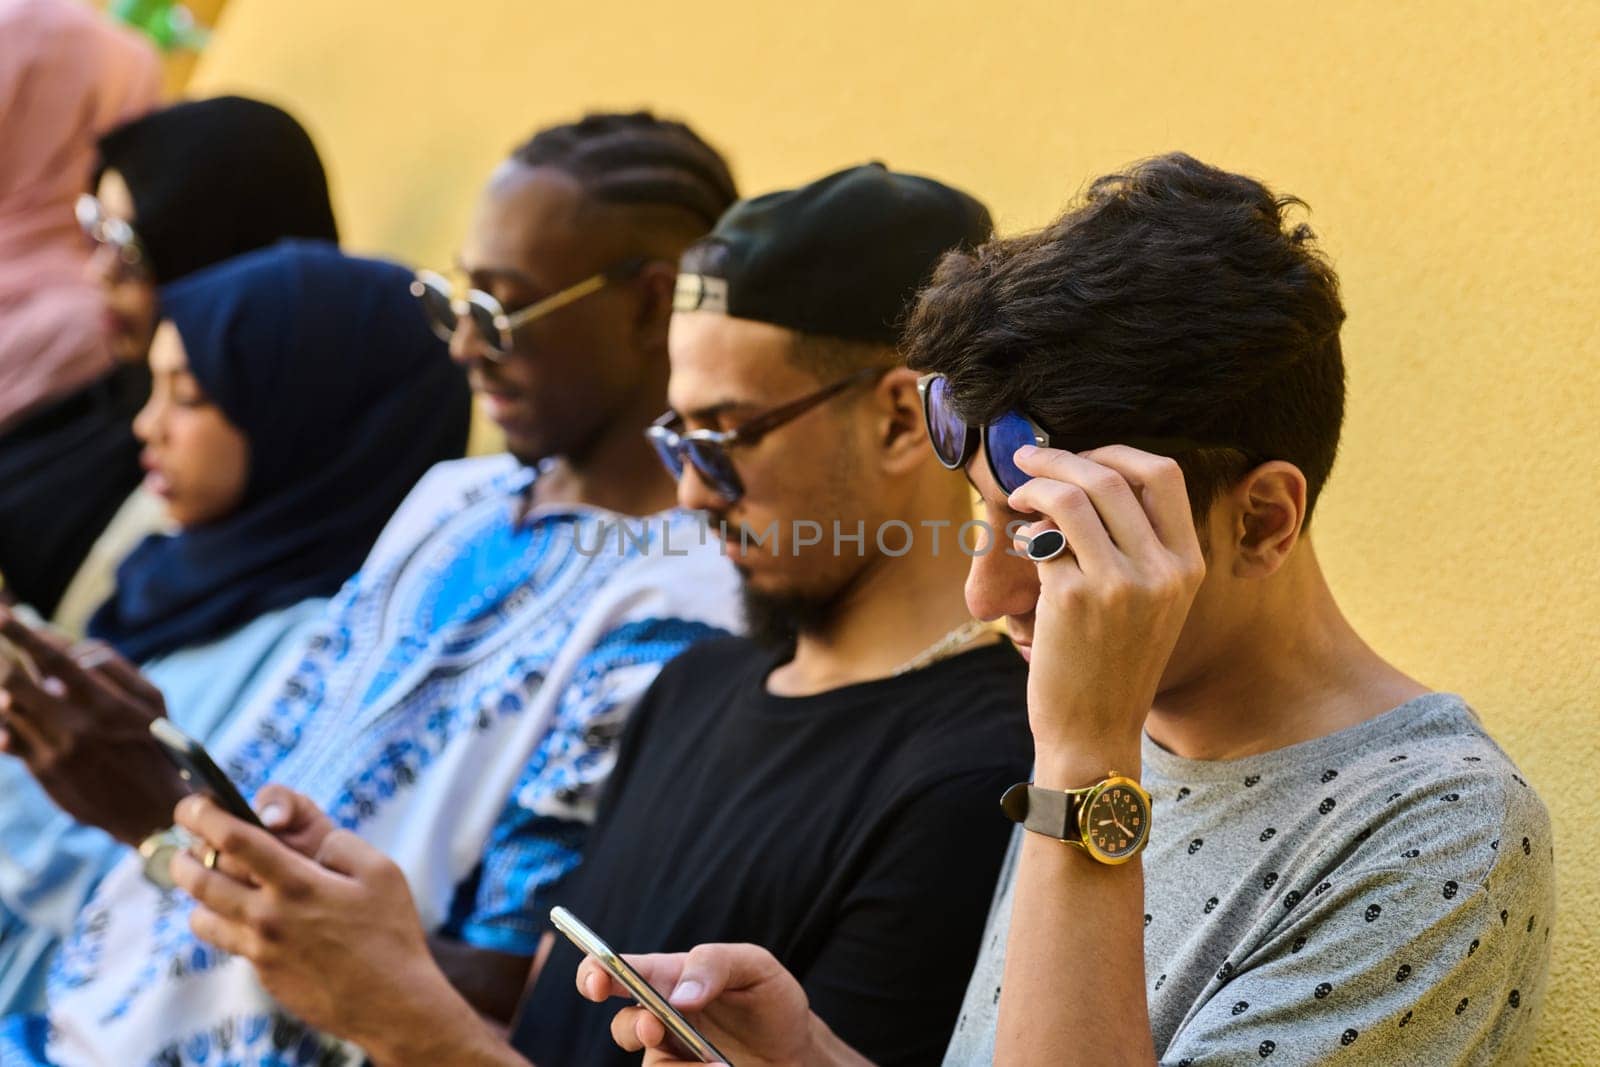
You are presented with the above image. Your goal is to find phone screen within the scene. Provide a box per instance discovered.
[550,906,730,1064]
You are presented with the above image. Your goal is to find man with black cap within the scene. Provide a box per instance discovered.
[166,163,1033,1067]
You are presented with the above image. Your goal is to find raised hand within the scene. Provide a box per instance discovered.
[0,606,184,844]
[1006,445,1206,783]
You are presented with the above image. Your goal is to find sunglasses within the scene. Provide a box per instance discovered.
[648,366,884,503]
[917,373,1218,495]
[409,256,650,359]
[76,193,150,279]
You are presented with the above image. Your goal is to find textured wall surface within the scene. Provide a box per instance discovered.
[191,2,1598,1060]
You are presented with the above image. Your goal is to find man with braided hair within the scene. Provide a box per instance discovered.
[467,112,741,471]
[0,112,745,1066]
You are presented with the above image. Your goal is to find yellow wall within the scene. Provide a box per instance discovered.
[86,0,230,99]
[156,0,230,98]
[190,2,1599,1060]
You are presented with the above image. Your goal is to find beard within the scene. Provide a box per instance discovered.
[739,579,839,654]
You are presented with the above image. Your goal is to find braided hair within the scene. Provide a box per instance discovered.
[511,112,738,228]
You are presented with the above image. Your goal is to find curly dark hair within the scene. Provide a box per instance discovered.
[904,152,1347,521]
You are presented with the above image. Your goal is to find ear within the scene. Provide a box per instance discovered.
[1225,461,1307,579]
[873,367,929,474]
[631,260,678,346]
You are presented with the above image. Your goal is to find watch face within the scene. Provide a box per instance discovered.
[140,835,181,891]
[1082,782,1150,862]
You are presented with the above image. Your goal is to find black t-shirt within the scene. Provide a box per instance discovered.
[511,636,1031,1067]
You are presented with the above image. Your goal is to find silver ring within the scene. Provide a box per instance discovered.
[1025,529,1070,562]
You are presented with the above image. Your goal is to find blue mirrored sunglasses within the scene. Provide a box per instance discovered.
[916,373,1220,495]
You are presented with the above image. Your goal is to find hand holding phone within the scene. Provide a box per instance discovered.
[0,607,185,845]
[551,907,731,1064]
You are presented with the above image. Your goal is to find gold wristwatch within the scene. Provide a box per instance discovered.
[1000,773,1152,864]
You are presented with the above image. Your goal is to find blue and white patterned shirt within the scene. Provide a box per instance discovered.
[3,455,741,1066]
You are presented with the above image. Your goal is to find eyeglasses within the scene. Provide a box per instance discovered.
[409,256,651,359]
[917,373,1219,495]
[648,366,884,503]
[76,193,150,279]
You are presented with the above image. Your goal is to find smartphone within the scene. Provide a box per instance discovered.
[550,906,731,1065]
[149,718,264,829]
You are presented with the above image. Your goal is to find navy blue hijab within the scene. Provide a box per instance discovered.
[88,241,471,662]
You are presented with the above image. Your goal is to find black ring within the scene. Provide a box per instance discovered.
[1025,529,1069,562]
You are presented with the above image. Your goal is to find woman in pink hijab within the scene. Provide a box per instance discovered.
[0,0,162,431]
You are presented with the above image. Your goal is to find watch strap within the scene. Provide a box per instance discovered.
[1000,781,1086,842]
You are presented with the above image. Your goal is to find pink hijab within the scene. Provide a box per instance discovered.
[0,0,161,430]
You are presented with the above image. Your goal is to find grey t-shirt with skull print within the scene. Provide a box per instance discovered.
[942,693,1553,1065]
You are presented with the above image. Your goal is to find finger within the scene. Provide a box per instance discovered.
[254,784,321,833]
[0,695,50,760]
[1012,446,1159,556]
[666,942,783,1011]
[578,953,688,1004]
[608,1006,649,1052]
[73,641,164,710]
[206,842,259,885]
[312,828,386,881]
[577,958,608,1002]
[0,654,31,690]
[579,957,631,1003]
[1006,475,1119,572]
[188,903,259,959]
[70,643,117,670]
[633,1009,667,1050]
[0,611,87,693]
[0,674,67,749]
[1008,519,1082,563]
[1080,445,1204,559]
[631,1017,722,1067]
[254,786,332,860]
[170,849,257,922]
[175,794,315,892]
[0,609,74,656]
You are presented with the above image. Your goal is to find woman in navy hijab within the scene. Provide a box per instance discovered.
[0,240,469,1014]
[86,240,470,665]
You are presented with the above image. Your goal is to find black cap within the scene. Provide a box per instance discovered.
[674,163,992,346]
